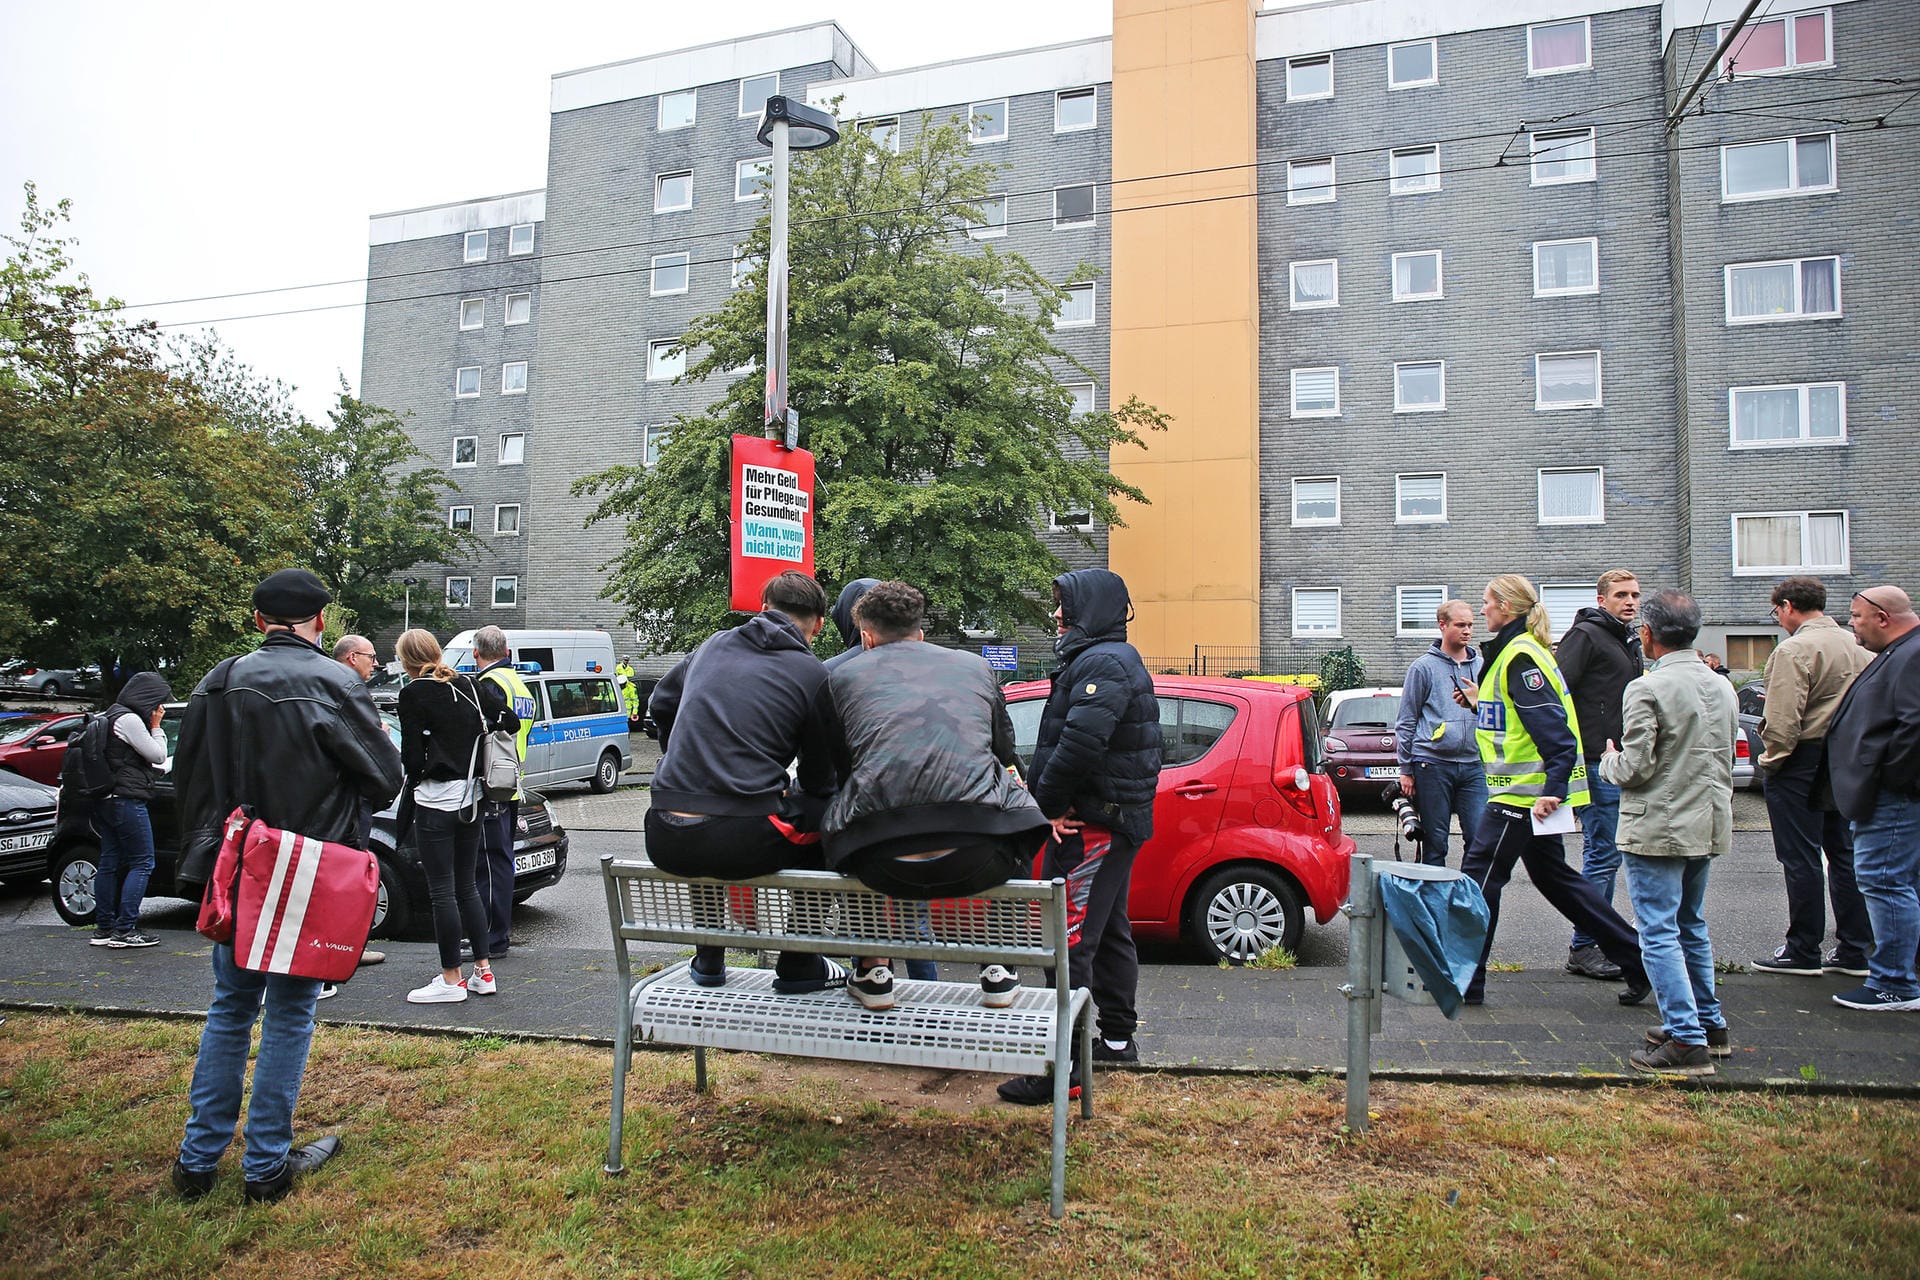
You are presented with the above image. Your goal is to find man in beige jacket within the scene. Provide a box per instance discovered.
[1600,590,1739,1076]
[1755,576,1874,976]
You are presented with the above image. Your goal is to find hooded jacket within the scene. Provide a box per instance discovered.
[1028,569,1161,842]
[815,640,1048,870]
[1554,606,1643,764]
[1396,641,1480,767]
[648,611,834,817]
[822,578,881,674]
[103,671,173,801]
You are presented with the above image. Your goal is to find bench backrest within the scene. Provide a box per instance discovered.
[601,856,1069,971]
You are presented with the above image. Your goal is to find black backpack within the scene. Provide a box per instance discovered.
[58,713,117,801]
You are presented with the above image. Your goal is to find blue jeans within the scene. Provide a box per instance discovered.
[1409,759,1488,868]
[1623,853,1723,1046]
[1571,778,1621,950]
[1851,796,1920,1000]
[178,943,323,1181]
[93,796,155,934]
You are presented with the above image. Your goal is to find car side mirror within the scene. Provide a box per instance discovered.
[31,735,56,747]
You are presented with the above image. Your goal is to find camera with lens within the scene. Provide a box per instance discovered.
[1380,780,1423,844]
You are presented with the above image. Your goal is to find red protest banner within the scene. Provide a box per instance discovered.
[729,435,816,611]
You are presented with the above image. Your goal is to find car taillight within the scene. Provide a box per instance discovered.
[1325,736,1348,752]
[1735,737,1750,760]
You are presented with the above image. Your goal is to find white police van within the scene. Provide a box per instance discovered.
[444,629,616,677]
[517,670,632,793]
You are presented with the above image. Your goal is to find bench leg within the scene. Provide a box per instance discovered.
[694,1045,708,1093]
[1050,1064,1068,1220]
[606,989,634,1175]
[1078,1005,1095,1120]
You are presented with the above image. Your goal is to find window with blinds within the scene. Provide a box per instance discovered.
[1292,588,1342,637]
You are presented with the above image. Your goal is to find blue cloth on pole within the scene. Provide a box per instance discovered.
[1377,872,1489,1019]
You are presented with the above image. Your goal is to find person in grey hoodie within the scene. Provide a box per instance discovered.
[89,670,173,947]
[1396,599,1486,867]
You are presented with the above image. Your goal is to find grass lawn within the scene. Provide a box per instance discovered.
[2,1011,1917,1279]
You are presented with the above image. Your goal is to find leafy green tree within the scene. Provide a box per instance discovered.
[285,389,472,638]
[575,112,1167,653]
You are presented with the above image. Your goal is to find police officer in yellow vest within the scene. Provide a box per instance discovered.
[1452,575,1650,1006]
[616,657,641,726]
[473,627,535,956]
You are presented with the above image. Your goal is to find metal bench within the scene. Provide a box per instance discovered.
[600,855,1094,1218]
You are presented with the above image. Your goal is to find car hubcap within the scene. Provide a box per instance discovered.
[372,879,388,929]
[60,860,97,917]
[1206,882,1286,961]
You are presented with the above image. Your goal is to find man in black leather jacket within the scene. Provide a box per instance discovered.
[999,569,1160,1105]
[170,569,404,1205]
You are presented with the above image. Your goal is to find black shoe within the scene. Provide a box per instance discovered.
[171,1159,216,1201]
[1629,1038,1714,1076]
[1091,1039,1139,1064]
[243,1135,342,1204]
[1823,951,1869,978]
[979,964,1018,1009]
[1752,946,1821,976]
[996,1065,1083,1106]
[688,946,726,988]
[848,965,896,1011]
[1647,1024,1731,1059]
[1618,976,1652,1006]
[771,958,847,995]
[107,931,161,949]
[1565,944,1624,981]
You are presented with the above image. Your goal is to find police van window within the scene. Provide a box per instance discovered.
[1161,698,1238,767]
[1006,697,1043,770]
[547,681,587,718]
[524,681,547,721]
[520,647,556,674]
[582,678,620,715]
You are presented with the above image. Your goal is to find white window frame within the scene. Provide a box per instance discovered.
[1541,584,1593,640]
[859,117,900,152]
[969,98,1008,145]
[969,193,1008,240]
[1395,473,1448,525]
[1290,476,1341,527]
[658,88,696,132]
[498,432,525,466]
[504,292,531,326]
[1287,156,1336,205]
[462,230,487,263]
[500,361,528,396]
[1290,367,1340,419]
[1537,466,1606,525]
[492,576,518,609]
[458,297,484,331]
[508,223,534,256]
[455,366,481,399]
[643,423,671,469]
[446,577,471,609]
[654,170,692,213]
[1389,145,1441,195]
[1288,258,1339,311]
[1064,381,1096,418]
[1527,16,1592,76]
[650,252,690,296]
[1532,237,1600,297]
[1731,509,1850,575]
[1054,87,1096,133]
[1728,382,1848,449]
[1391,250,1444,302]
[648,339,685,382]
[494,504,521,537]
[738,72,779,119]
[735,158,771,203]
[1393,361,1447,414]
[1396,585,1450,637]
[1056,283,1096,329]
[1721,133,1838,202]
[1286,54,1333,102]
[451,436,477,468]
[448,505,473,532]
[1724,255,1842,324]
[1387,39,1438,90]
[731,246,758,290]
[1053,183,1095,229]
[1720,8,1834,78]
[1535,351,1603,410]
[1048,506,1094,531]
[1291,587,1343,638]
[1530,128,1597,186]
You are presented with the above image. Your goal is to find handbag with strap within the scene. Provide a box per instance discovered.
[454,676,521,805]
[196,806,378,982]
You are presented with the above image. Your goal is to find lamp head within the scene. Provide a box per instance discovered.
[757,95,841,150]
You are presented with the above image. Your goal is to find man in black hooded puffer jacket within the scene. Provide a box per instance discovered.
[998,569,1160,1105]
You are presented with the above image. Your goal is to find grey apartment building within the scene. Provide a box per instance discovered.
[360,0,1916,676]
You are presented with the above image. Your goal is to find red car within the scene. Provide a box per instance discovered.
[1003,676,1353,963]
[0,714,87,786]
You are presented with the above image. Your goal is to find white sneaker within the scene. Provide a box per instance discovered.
[466,969,497,995]
[316,984,339,1001]
[406,974,468,1004]
[980,964,1019,1009]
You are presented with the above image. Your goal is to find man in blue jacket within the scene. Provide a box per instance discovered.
[1396,599,1486,867]
[999,569,1161,1105]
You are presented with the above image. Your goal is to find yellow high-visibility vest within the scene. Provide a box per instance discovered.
[1475,631,1591,810]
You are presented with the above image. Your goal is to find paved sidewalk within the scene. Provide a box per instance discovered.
[3,922,1914,1092]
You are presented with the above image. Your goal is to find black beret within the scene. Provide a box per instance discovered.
[253,568,332,619]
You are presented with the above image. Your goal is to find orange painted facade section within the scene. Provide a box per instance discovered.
[1107,0,1261,660]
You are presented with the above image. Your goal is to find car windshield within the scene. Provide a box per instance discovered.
[0,719,52,745]
[1330,696,1401,730]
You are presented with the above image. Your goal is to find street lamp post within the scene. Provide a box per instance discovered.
[402,577,418,633]
[754,95,840,447]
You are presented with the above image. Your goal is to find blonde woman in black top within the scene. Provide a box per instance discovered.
[395,629,518,1003]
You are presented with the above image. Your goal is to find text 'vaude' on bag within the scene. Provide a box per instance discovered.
[196,808,378,983]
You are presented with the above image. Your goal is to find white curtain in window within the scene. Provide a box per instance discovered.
[1294,261,1335,304]
[1540,469,1599,519]
[1399,474,1444,516]
[1538,353,1598,404]
[1294,480,1337,521]
[1729,264,1794,317]
[1735,388,1800,441]
[1537,242,1595,291]
[1532,21,1586,68]
[1808,385,1843,437]
[1806,513,1846,567]
[1795,136,1833,187]
[1800,259,1838,314]
[1736,515,1800,568]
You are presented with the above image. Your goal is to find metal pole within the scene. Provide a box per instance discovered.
[1667,0,1762,131]
[763,118,791,441]
[1340,852,1376,1132]
[403,586,410,633]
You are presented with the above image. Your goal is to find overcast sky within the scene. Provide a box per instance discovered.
[1,0,1135,423]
